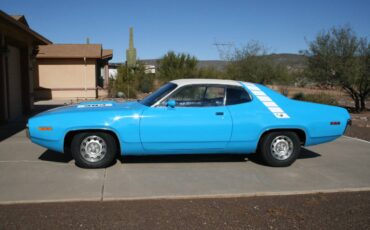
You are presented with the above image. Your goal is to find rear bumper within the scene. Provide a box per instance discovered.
[344,119,352,134]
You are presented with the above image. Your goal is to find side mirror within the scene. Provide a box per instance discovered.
[166,100,176,108]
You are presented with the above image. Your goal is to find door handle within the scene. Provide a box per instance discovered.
[215,112,224,116]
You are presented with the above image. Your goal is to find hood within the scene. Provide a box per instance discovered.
[33,100,145,118]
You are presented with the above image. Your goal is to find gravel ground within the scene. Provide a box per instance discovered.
[346,111,370,141]
[0,191,369,230]
[345,125,370,142]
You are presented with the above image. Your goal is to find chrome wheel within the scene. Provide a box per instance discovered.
[270,135,294,160]
[80,135,107,162]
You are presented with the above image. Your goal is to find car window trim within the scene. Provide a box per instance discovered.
[140,82,178,107]
[151,85,178,107]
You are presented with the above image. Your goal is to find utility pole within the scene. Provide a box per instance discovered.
[84,57,87,99]
[213,41,234,60]
[126,61,129,98]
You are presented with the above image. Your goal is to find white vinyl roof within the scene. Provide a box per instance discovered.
[170,78,242,87]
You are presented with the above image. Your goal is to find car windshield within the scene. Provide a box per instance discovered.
[139,82,177,106]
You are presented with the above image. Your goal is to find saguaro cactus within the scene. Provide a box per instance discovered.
[126,27,137,68]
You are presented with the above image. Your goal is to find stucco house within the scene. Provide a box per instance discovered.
[35,44,113,99]
[0,10,51,123]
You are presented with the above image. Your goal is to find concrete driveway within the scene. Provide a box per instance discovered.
[0,123,369,204]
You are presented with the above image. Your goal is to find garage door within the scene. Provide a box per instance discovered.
[7,45,23,120]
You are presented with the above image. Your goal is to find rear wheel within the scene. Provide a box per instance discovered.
[71,132,117,168]
[259,131,301,167]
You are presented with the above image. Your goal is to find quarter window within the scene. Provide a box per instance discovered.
[226,87,252,105]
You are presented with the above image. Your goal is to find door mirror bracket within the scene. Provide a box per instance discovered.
[166,100,176,108]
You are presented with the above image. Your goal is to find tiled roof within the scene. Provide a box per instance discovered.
[11,15,29,27]
[37,44,105,58]
[0,10,51,44]
[102,49,113,59]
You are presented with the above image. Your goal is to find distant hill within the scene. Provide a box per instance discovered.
[267,53,307,70]
[139,59,228,71]
[111,54,306,71]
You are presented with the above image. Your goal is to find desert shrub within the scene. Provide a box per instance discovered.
[292,92,338,106]
[138,74,155,93]
[113,62,155,98]
[279,86,289,97]
[225,41,291,84]
[292,92,305,100]
[198,66,224,79]
[108,77,116,98]
[157,51,198,82]
[114,65,137,99]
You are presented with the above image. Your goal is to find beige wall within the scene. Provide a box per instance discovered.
[51,89,96,98]
[36,58,97,99]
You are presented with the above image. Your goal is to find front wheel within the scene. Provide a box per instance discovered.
[71,132,117,168]
[258,131,301,167]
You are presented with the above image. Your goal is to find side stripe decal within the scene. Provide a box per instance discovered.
[241,82,290,119]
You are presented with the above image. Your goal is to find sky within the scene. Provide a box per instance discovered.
[1,0,370,62]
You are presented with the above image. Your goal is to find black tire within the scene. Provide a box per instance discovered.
[258,131,301,167]
[71,132,117,168]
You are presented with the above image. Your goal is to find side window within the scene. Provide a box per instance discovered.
[166,85,206,107]
[203,86,225,107]
[226,87,252,105]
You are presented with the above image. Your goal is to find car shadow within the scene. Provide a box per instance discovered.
[0,104,64,143]
[246,148,322,166]
[118,154,248,164]
[31,104,65,116]
[0,121,26,142]
[298,148,322,159]
[38,150,73,163]
[37,148,321,166]
[118,148,321,165]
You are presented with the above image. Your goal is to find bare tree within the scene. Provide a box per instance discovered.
[226,41,289,84]
[304,26,369,111]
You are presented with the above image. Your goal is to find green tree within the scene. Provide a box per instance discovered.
[304,26,369,111]
[358,42,370,110]
[225,41,289,84]
[157,51,198,82]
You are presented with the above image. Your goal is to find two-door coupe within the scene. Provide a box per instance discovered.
[27,79,351,168]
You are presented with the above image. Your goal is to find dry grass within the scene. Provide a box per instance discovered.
[270,85,347,98]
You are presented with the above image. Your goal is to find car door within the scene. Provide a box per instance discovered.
[140,84,232,152]
[224,85,266,153]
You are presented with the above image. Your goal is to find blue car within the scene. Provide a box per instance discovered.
[27,79,351,168]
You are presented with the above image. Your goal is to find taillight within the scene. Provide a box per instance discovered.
[38,127,53,131]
